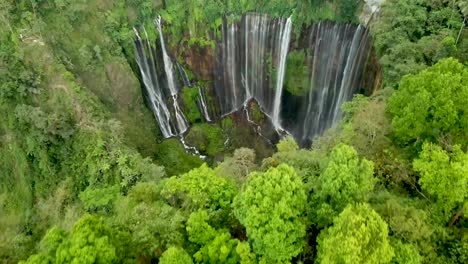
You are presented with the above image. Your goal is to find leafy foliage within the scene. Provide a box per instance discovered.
[233,164,307,262]
[185,124,225,156]
[216,148,257,185]
[310,144,376,227]
[387,58,468,149]
[372,0,465,87]
[21,215,124,264]
[154,138,204,176]
[187,210,240,263]
[162,164,238,213]
[3,1,468,263]
[181,86,203,124]
[159,247,193,264]
[391,239,422,264]
[79,185,120,213]
[317,203,394,264]
[414,142,468,214]
[113,182,186,259]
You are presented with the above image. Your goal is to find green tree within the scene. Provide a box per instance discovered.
[21,214,126,264]
[413,142,468,216]
[159,247,193,264]
[276,136,299,153]
[262,137,325,193]
[216,148,257,185]
[79,185,120,213]
[388,58,468,149]
[310,144,375,227]
[391,240,422,264]
[187,210,240,263]
[185,124,224,156]
[372,0,463,87]
[233,164,307,263]
[55,214,120,263]
[161,163,238,212]
[337,0,359,23]
[154,138,204,176]
[317,203,394,264]
[19,227,68,264]
[236,242,256,264]
[114,182,186,260]
[371,192,435,262]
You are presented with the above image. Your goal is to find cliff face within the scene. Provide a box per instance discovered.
[136,15,382,148]
[174,43,215,81]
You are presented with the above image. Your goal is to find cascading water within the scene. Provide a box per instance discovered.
[133,27,175,138]
[296,22,371,143]
[156,16,189,135]
[215,14,293,130]
[133,17,190,138]
[135,14,374,148]
[215,14,372,145]
[177,62,192,87]
[196,85,212,122]
[272,17,292,131]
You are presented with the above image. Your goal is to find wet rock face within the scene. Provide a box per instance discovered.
[134,14,381,148]
[178,44,215,81]
[213,17,376,145]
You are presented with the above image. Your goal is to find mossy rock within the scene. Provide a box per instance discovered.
[285,50,310,96]
[180,86,203,124]
[249,101,266,124]
[154,139,204,177]
[186,124,224,157]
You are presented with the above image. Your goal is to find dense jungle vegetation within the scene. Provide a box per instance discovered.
[1,0,468,263]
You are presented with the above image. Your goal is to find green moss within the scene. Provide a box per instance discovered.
[266,53,276,84]
[187,37,216,49]
[249,102,265,124]
[221,117,234,130]
[180,86,203,124]
[154,139,204,176]
[186,124,224,157]
[285,50,310,96]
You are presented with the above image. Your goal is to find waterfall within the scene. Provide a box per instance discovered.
[272,17,292,131]
[180,135,207,160]
[215,15,372,145]
[156,16,189,135]
[135,14,373,147]
[215,14,293,123]
[177,62,192,87]
[133,18,191,138]
[297,22,371,143]
[133,27,175,138]
[196,85,212,122]
[226,22,241,112]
